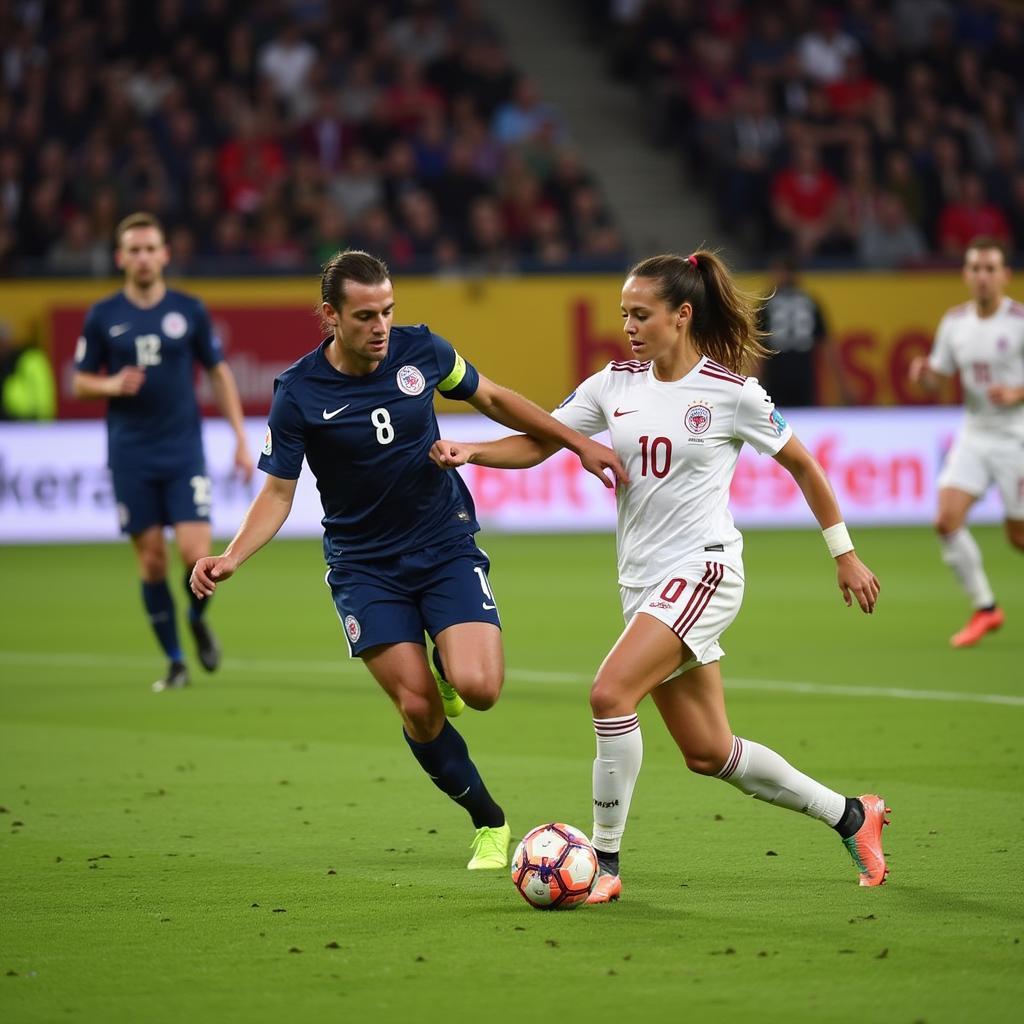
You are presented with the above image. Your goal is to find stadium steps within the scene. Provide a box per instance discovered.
[479,0,728,260]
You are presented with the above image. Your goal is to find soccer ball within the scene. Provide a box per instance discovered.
[510,823,598,910]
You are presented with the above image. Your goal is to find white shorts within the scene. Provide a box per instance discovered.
[938,431,1024,519]
[620,559,744,678]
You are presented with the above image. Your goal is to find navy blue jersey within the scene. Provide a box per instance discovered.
[259,324,481,566]
[75,289,223,474]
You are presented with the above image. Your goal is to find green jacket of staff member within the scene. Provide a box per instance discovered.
[0,339,57,420]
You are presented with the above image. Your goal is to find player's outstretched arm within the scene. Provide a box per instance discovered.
[206,362,254,483]
[773,436,880,614]
[465,375,628,489]
[430,435,558,471]
[190,474,297,598]
[907,355,948,392]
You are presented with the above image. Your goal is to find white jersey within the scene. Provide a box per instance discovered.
[553,356,793,587]
[929,297,1024,438]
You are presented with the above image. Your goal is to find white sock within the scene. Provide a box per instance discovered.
[716,736,846,826]
[591,714,643,854]
[939,528,995,608]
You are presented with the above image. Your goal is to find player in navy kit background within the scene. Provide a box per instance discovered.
[190,250,627,870]
[73,212,253,692]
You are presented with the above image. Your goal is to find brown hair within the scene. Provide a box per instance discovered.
[964,236,1008,263]
[627,250,769,374]
[115,211,165,246]
[320,249,390,310]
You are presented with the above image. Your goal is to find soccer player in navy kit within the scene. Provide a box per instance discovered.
[190,250,627,869]
[73,212,253,692]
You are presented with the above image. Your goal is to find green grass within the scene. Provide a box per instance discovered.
[1,528,1022,1023]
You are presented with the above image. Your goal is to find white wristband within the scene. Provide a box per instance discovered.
[822,522,854,558]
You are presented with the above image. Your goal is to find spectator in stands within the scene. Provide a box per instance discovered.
[257,20,317,117]
[492,76,563,148]
[938,173,1013,257]
[46,212,111,276]
[330,146,385,223]
[858,192,927,269]
[770,140,844,259]
[798,9,859,85]
[720,83,782,248]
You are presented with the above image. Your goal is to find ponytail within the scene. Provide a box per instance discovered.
[628,250,769,374]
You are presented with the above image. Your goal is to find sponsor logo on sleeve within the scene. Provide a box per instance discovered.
[769,408,788,436]
[262,427,272,456]
[396,365,425,395]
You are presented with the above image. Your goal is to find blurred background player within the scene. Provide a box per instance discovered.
[72,212,253,691]
[190,250,626,870]
[909,237,1024,648]
[432,251,888,900]
[758,256,850,407]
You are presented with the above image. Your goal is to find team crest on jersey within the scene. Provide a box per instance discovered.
[685,402,712,434]
[161,312,187,339]
[396,365,425,395]
[344,615,361,643]
[769,408,788,436]
[262,426,272,456]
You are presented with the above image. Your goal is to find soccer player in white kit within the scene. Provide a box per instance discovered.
[909,237,1024,648]
[432,252,890,900]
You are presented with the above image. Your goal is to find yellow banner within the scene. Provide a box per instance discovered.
[0,270,979,411]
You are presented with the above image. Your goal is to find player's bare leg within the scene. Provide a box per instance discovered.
[363,641,509,868]
[132,526,188,692]
[433,621,504,712]
[586,613,689,903]
[936,487,1001,647]
[652,661,889,886]
[175,520,221,671]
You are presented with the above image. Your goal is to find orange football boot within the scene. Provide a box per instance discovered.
[586,873,622,904]
[951,607,1004,648]
[842,794,891,887]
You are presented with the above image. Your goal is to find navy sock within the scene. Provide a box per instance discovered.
[594,848,620,876]
[404,721,504,829]
[184,569,209,623]
[141,580,183,662]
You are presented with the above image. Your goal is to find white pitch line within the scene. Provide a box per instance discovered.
[1,650,1022,706]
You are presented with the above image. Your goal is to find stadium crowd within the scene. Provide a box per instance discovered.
[0,0,626,277]
[589,0,1024,267]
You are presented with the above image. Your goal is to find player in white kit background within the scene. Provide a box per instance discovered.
[432,251,889,901]
[909,237,1024,648]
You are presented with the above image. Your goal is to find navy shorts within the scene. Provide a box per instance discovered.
[111,467,212,536]
[326,534,502,656]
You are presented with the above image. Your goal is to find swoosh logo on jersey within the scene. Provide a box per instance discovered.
[613,408,639,417]
[322,406,350,420]
[482,602,496,610]
[109,323,132,337]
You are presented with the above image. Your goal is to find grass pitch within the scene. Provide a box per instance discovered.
[1,527,1022,1023]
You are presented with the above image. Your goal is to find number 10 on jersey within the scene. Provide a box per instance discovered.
[639,435,672,478]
